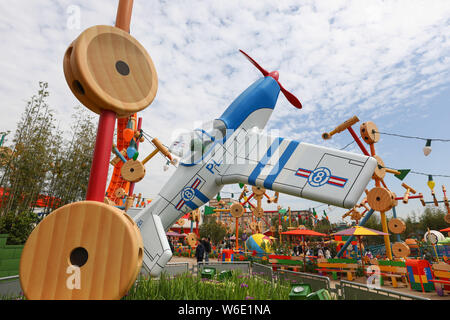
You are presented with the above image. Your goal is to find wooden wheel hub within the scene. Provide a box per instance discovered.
[252,186,265,197]
[444,214,450,224]
[372,155,386,180]
[367,187,395,212]
[186,233,197,247]
[360,121,380,144]
[230,203,244,218]
[19,201,143,300]
[392,242,410,258]
[63,25,158,118]
[388,218,406,234]
[252,207,264,218]
[121,160,146,182]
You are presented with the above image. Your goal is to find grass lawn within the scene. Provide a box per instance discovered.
[123,270,293,300]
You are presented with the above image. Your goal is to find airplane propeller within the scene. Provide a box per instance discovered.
[239,49,302,109]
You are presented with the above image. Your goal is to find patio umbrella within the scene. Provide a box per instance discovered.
[281,228,327,271]
[332,226,389,270]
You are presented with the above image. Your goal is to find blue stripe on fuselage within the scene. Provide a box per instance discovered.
[248,137,284,185]
[263,140,299,189]
[194,189,209,203]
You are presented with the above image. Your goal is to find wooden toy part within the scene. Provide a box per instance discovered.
[230,203,244,218]
[114,188,127,198]
[388,218,406,234]
[367,187,395,212]
[445,214,450,224]
[257,221,264,232]
[401,183,416,204]
[110,148,127,166]
[392,242,410,258]
[267,192,279,204]
[278,224,283,232]
[176,218,185,226]
[419,193,426,207]
[322,115,359,140]
[19,201,143,300]
[186,233,197,247]
[63,25,158,118]
[125,195,135,211]
[252,207,264,218]
[270,226,276,233]
[443,185,450,210]
[250,221,257,231]
[252,186,265,196]
[360,121,380,144]
[372,155,386,180]
[104,196,115,206]
[152,138,173,162]
[191,209,201,222]
[121,159,146,182]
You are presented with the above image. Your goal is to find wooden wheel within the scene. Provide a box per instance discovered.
[360,121,380,144]
[392,242,410,258]
[445,214,450,224]
[19,201,143,300]
[372,155,386,180]
[367,187,395,212]
[252,207,264,218]
[63,25,158,118]
[114,187,126,198]
[186,233,197,247]
[230,203,244,218]
[388,218,406,234]
[121,160,146,182]
[252,186,265,197]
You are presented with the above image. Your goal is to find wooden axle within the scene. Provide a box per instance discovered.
[442,185,449,212]
[322,115,359,140]
[401,182,416,204]
[431,190,439,207]
[142,138,173,165]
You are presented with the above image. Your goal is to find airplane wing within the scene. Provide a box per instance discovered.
[215,129,377,209]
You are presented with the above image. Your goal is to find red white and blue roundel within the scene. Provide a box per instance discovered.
[295,167,348,188]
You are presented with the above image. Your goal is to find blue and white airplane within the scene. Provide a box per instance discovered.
[133,50,377,276]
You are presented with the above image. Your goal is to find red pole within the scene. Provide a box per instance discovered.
[86,110,116,202]
[346,127,370,156]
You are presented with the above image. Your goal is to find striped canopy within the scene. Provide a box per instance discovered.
[331,226,389,236]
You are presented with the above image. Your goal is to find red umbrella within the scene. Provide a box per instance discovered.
[281,228,327,271]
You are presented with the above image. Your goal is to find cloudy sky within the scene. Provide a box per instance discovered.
[0,0,449,224]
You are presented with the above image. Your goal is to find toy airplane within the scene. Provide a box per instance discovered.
[133,50,377,276]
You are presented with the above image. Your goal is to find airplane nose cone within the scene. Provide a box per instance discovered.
[268,71,279,81]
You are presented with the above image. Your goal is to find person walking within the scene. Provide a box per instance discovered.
[203,237,211,264]
[195,240,205,266]
[324,247,331,259]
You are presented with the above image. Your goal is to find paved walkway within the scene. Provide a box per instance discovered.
[168,256,450,300]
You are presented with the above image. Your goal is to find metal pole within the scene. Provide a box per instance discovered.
[336,209,375,257]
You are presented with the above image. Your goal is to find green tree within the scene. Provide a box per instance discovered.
[0,210,40,245]
[199,215,227,245]
[0,82,56,216]
[45,106,96,210]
